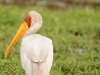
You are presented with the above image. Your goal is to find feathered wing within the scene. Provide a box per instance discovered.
[20,34,53,75]
[27,47,53,75]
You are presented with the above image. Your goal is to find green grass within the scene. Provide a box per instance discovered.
[0,4,100,75]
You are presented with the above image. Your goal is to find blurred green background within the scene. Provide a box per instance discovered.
[0,0,100,75]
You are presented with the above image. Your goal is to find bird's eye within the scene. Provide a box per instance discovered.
[28,18,31,20]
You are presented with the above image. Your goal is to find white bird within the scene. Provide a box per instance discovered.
[4,11,53,75]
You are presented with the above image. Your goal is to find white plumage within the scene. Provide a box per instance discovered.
[4,11,53,75]
[21,34,53,75]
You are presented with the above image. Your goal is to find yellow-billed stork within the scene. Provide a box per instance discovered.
[4,11,53,75]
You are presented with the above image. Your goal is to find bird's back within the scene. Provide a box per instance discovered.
[20,34,53,75]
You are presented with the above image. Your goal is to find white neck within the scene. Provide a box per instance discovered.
[22,23,42,38]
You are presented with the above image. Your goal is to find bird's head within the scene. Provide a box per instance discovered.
[4,11,42,58]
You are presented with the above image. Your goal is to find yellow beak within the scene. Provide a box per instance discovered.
[4,21,28,58]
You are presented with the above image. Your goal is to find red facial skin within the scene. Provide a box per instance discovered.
[24,14,32,28]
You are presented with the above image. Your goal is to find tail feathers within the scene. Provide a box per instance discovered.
[32,62,49,75]
[27,50,49,75]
